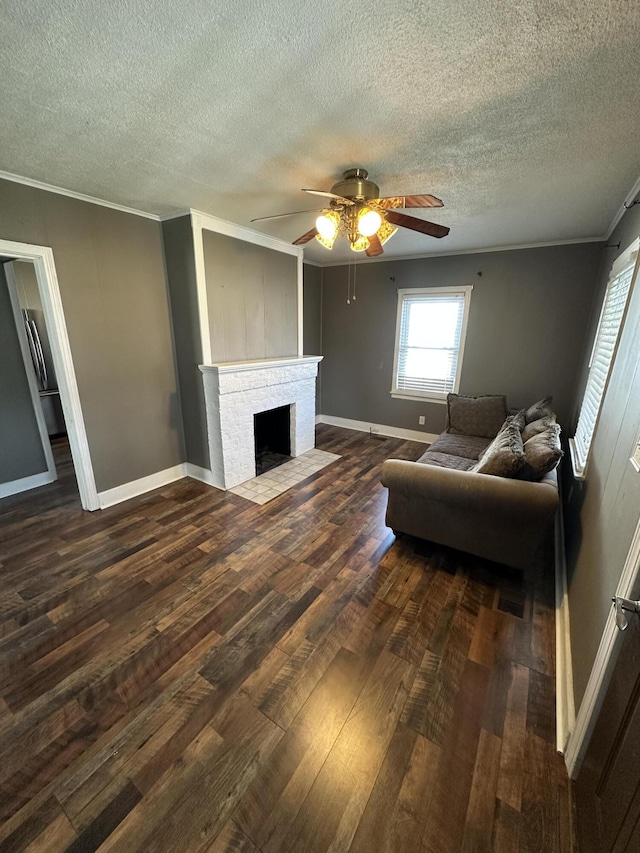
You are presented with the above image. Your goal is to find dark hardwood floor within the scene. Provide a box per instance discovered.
[0,426,571,852]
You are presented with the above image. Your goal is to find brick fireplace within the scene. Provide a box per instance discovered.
[199,356,322,490]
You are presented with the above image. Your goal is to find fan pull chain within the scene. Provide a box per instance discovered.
[352,262,357,302]
[346,263,351,305]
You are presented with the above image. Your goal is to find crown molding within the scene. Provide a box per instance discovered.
[308,236,605,267]
[606,171,640,239]
[158,209,192,222]
[0,169,162,221]
[190,209,303,258]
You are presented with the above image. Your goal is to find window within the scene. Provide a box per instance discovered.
[570,238,639,479]
[391,285,472,402]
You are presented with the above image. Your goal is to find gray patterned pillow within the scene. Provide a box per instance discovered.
[447,394,508,438]
[522,414,557,443]
[479,410,526,461]
[518,424,563,481]
[472,423,526,477]
[524,396,554,424]
[502,408,526,433]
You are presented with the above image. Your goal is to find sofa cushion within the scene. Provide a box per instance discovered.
[427,432,492,460]
[522,414,557,443]
[519,424,563,481]
[524,396,554,424]
[471,422,525,477]
[446,394,508,438]
[417,450,477,471]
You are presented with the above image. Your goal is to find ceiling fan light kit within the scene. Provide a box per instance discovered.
[254,167,450,258]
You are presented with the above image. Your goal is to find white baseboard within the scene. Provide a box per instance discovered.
[93,414,433,510]
[555,503,575,754]
[317,414,437,444]
[184,463,218,487]
[97,464,186,509]
[0,469,56,499]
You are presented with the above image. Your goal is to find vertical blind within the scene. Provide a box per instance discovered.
[573,254,637,473]
[395,292,467,396]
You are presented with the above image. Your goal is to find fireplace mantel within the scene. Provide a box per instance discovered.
[199,356,323,489]
[201,356,322,375]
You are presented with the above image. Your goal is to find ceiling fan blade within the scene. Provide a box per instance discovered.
[365,234,384,257]
[374,194,444,210]
[250,208,323,223]
[385,210,450,239]
[292,227,318,245]
[302,189,354,205]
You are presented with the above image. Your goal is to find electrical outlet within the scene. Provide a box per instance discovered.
[419,416,425,425]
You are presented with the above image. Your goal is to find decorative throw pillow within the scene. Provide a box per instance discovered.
[504,408,526,432]
[446,394,508,439]
[522,414,557,443]
[479,409,527,461]
[472,422,526,477]
[524,396,554,424]
[518,424,563,481]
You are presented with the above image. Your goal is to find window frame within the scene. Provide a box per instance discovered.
[390,284,473,404]
[569,237,639,480]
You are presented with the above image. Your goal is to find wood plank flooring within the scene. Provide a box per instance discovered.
[0,427,572,852]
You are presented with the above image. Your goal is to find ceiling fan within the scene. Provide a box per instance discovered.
[251,167,450,257]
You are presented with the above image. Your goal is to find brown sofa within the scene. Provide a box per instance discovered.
[380,397,560,572]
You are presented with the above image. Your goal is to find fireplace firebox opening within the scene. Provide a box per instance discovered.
[254,405,292,476]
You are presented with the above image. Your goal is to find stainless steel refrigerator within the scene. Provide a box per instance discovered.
[22,308,66,436]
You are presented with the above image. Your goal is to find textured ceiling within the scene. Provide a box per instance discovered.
[1,1,640,264]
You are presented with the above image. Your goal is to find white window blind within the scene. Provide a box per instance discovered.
[392,287,472,400]
[571,244,638,477]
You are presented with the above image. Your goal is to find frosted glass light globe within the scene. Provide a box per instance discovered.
[358,209,382,237]
[316,212,338,240]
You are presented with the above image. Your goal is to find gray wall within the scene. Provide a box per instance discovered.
[0,179,182,492]
[203,230,298,363]
[565,202,640,709]
[0,264,47,483]
[161,216,206,468]
[303,263,322,408]
[320,244,603,434]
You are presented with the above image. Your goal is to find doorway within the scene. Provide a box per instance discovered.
[570,517,640,850]
[0,239,98,510]
[1,258,59,494]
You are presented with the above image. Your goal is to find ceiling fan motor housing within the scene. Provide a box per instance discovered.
[331,168,379,202]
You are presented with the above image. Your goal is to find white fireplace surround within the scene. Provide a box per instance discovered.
[200,356,323,490]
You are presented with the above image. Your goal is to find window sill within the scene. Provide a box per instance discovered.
[568,438,587,481]
[390,391,447,405]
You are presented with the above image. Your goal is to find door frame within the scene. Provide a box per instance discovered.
[0,239,99,510]
[565,514,640,777]
[3,260,57,487]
